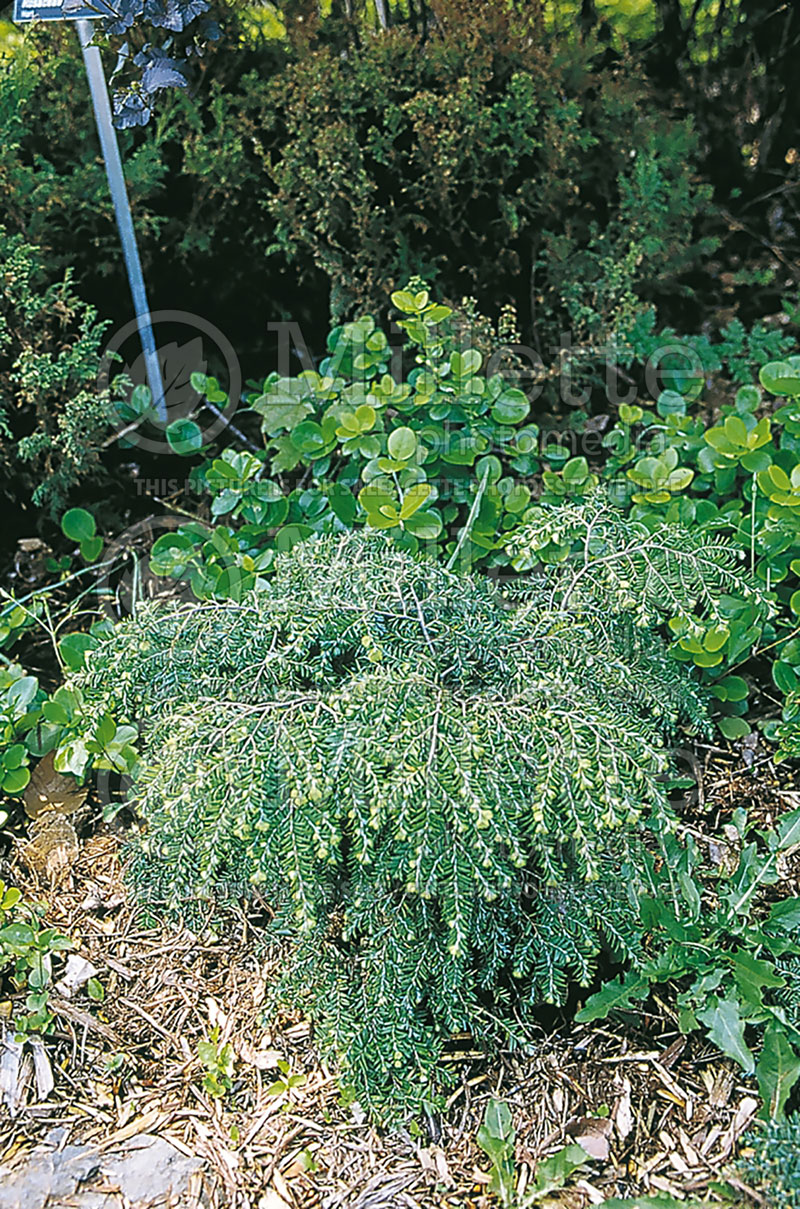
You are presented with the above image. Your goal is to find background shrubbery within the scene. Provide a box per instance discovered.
[0,226,121,517]
[2,0,799,381]
[0,1,717,377]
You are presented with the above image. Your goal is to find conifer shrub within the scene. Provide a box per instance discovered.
[255,15,712,332]
[74,502,758,1114]
[0,227,122,516]
[740,1117,800,1207]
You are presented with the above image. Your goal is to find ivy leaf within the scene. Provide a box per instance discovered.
[112,91,152,129]
[101,0,143,34]
[697,997,755,1073]
[144,0,208,31]
[757,1023,800,1119]
[254,384,314,434]
[575,972,649,1023]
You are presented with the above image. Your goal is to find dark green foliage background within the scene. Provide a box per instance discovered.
[0,4,712,378]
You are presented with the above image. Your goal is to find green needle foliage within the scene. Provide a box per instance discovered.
[740,1117,800,1207]
[73,502,759,1115]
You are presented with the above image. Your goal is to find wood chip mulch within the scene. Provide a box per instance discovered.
[0,822,768,1208]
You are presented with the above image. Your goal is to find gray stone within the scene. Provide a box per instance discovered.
[0,1144,101,1209]
[0,1132,204,1209]
[101,1133,204,1204]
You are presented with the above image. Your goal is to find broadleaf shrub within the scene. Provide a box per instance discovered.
[69,509,758,1113]
[149,285,539,588]
[577,341,800,740]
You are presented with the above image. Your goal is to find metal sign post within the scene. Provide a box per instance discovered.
[13,1,167,424]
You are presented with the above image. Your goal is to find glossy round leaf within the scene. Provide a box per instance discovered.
[773,660,800,693]
[80,536,104,563]
[329,488,358,526]
[58,633,96,672]
[724,415,748,447]
[130,384,154,415]
[387,427,417,461]
[476,455,503,484]
[665,467,694,492]
[358,436,381,459]
[718,716,751,740]
[399,483,431,519]
[0,921,34,945]
[291,420,327,454]
[735,385,761,412]
[61,508,96,542]
[740,449,771,473]
[450,349,481,378]
[760,361,800,398]
[355,404,376,430]
[504,484,531,514]
[390,290,418,312]
[166,418,204,456]
[713,675,749,702]
[275,524,314,551]
[403,511,443,539]
[656,390,687,418]
[2,767,30,794]
[491,389,529,426]
[562,456,590,485]
[3,744,26,770]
